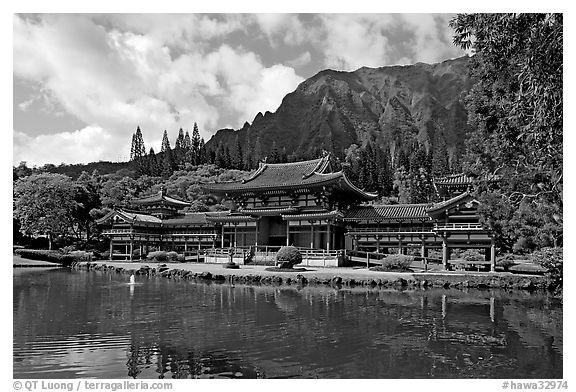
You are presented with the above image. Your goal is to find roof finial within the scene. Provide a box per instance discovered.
[160,185,166,196]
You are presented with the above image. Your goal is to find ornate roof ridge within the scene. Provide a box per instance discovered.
[427,191,475,212]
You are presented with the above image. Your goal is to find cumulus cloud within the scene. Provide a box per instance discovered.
[13,14,304,164]
[13,127,119,166]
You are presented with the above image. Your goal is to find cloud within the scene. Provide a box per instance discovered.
[317,14,465,71]
[287,51,312,68]
[13,127,120,166]
[252,14,309,46]
[13,14,304,164]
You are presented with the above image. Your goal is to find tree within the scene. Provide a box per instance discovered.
[130,126,147,175]
[14,173,81,250]
[147,147,161,177]
[191,123,201,165]
[74,171,102,244]
[450,13,563,251]
[160,130,177,176]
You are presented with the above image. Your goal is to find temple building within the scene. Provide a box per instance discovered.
[97,154,496,269]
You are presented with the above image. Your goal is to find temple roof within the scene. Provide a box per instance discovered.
[427,192,478,216]
[343,204,432,221]
[240,206,301,216]
[434,173,500,187]
[282,210,344,221]
[163,213,209,226]
[203,155,377,200]
[96,209,162,225]
[132,188,190,207]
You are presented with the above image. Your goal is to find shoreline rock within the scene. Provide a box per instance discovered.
[71,261,554,294]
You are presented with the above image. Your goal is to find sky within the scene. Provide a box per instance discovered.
[13,13,468,166]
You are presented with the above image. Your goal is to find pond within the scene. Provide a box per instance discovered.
[13,268,562,379]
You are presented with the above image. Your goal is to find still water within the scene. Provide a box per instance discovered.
[13,268,562,379]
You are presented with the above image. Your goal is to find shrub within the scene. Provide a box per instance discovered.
[166,251,179,261]
[14,249,78,266]
[380,254,414,271]
[275,246,302,269]
[132,248,142,260]
[147,251,167,262]
[531,247,563,293]
[498,253,517,271]
[101,251,110,260]
[461,249,484,262]
[68,250,92,261]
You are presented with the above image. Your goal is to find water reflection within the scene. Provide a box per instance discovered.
[13,269,562,379]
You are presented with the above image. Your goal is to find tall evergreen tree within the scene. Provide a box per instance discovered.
[198,138,206,165]
[130,126,147,175]
[160,130,176,176]
[191,122,201,165]
[147,148,160,177]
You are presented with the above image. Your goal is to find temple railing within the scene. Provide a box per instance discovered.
[434,223,484,230]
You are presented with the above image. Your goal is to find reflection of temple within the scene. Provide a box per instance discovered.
[97,154,497,269]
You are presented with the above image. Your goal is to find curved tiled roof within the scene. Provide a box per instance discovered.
[205,213,259,223]
[163,213,209,226]
[132,189,190,207]
[240,206,300,216]
[427,192,477,214]
[343,204,432,221]
[282,210,344,221]
[434,173,500,186]
[96,209,162,225]
[203,155,376,200]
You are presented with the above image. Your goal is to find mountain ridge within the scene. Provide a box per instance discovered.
[205,56,473,167]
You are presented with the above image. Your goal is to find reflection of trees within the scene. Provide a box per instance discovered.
[14,270,563,379]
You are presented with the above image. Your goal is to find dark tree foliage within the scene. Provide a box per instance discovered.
[191,123,201,165]
[160,130,177,177]
[450,13,563,252]
[130,126,147,175]
[147,147,161,177]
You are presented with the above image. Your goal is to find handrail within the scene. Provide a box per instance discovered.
[346,227,433,233]
[434,223,483,230]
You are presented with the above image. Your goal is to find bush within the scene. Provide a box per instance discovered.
[68,250,92,261]
[275,246,302,269]
[132,248,142,260]
[14,249,78,266]
[498,253,517,271]
[531,247,563,293]
[461,249,483,262]
[101,251,110,260]
[166,251,179,261]
[147,251,167,262]
[380,254,414,271]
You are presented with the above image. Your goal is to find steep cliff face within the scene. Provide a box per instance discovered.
[206,56,473,164]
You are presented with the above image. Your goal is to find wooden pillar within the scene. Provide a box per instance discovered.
[286,221,290,246]
[109,238,113,260]
[490,238,496,272]
[221,225,225,248]
[376,236,380,253]
[327,223,331,250]
[255,221,259,247]
[397,236,403,254]
[442,237,449,270]
[490,297,496,323]
[353,235,359,250]
[234,224,238,248]
[310,221,315,249]
[184,237,188,253]
[421,239,428,270]
[129,237,133,262]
